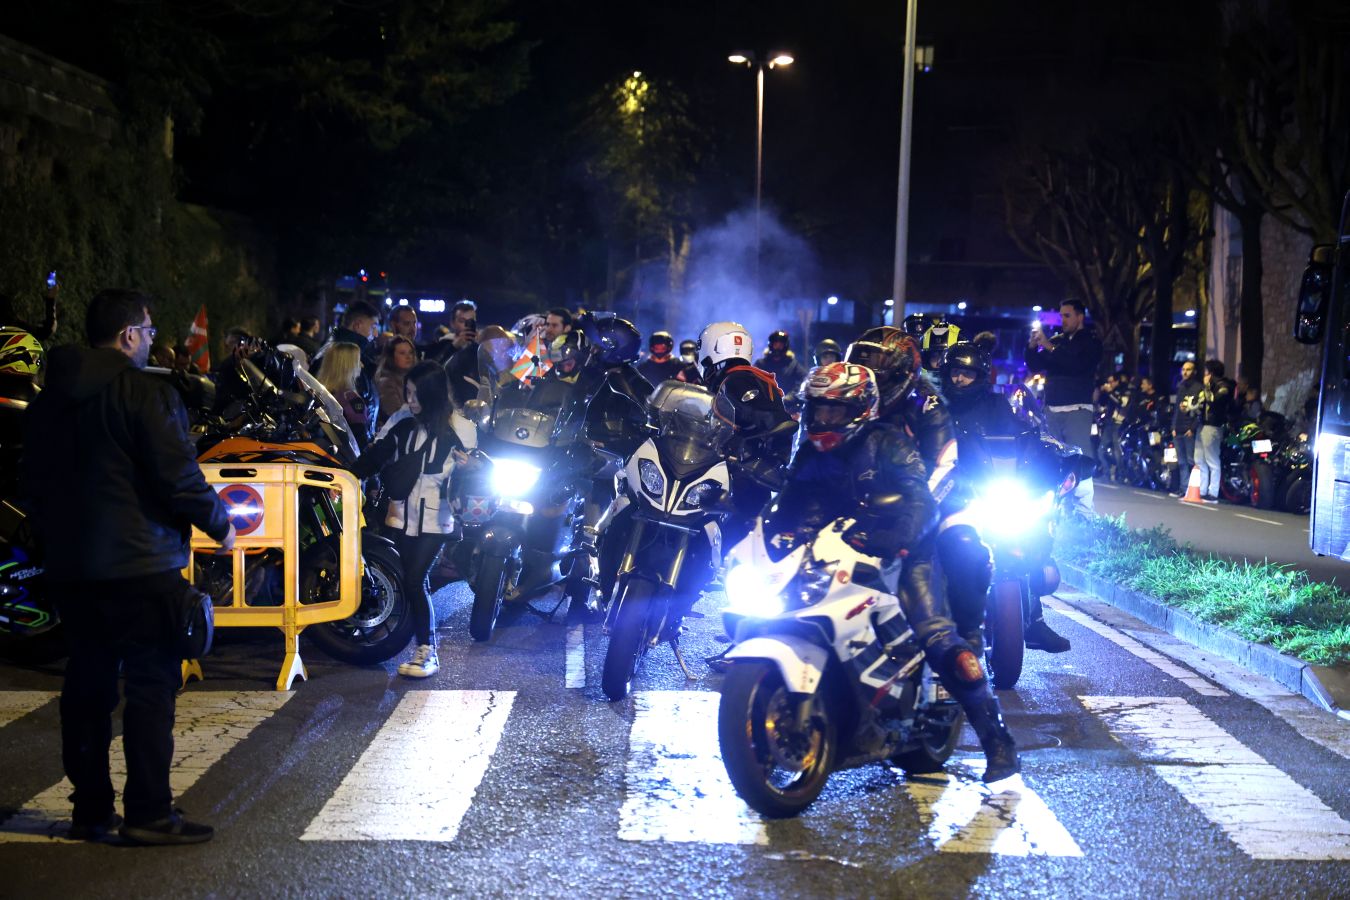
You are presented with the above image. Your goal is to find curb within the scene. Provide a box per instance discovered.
[1059,561,1350,719]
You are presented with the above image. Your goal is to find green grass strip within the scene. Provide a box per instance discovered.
[1057,515,1350,667]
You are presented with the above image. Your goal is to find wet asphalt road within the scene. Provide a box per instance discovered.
[1092,480,1344,586]
[1,580,1349,899]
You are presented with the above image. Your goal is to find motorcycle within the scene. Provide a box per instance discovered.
[960,430,1088,689]
[716,512,964,818]
[1276,431,1312,514]
[194,353,411,665]
[596,382,742,700]
[1219,412,1286,509]
[1118,413,1177,493]
[464,337,633,642]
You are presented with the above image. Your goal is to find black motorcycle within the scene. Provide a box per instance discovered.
[1219,411,1287,509]
[465,341,636,642]
[1275,431,1312,514]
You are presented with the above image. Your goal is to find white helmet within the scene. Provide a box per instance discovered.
[697,321,753,378]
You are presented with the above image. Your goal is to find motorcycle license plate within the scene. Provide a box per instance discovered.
[1090,423,1098,436]
[1149,431,1162,446]
[1163,447,1178,463]
[1252,439,1273,454]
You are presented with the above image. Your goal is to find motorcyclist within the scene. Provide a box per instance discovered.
[845,327,996,657]
[698,321,794,543]
[940,341,1072,653]
[920,316,961,373]
[768,361,1019,783]
[637,330,698,387]
[678,339,700,370]
[0,326,44,496]
[754,330,807,392]
[813,339,842,366]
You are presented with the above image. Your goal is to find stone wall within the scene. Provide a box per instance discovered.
[1261,215,1319,418]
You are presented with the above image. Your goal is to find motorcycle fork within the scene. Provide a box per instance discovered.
[604,519,648,631]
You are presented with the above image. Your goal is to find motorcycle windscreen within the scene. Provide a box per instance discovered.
[294,366,360,459]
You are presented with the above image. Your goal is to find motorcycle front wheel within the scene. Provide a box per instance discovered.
[469,551,518,642]
[1281,476,1312,515]
[306,541,413,665]
[601,578,657,701]
[718,660,835,818]
[985,578,1026,690]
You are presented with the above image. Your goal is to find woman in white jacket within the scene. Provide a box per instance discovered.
[353,361,466,678]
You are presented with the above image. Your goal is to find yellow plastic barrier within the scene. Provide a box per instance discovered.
[183,461,362,690]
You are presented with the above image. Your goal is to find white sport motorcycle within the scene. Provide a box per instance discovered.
[717,514,964,818]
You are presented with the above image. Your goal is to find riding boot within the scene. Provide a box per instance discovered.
[962,690,1020,783]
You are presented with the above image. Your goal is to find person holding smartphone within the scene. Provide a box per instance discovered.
[1024,299,1103,513]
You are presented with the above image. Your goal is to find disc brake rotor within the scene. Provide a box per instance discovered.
[762,689,821,773]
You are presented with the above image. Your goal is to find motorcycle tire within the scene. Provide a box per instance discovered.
[601,578,657,701]
[1220,465,1251,504]
[891,702,964,774]
[1281,476,1312,516]
[985,579,1025,691]
[0,624,66,665]
[1251,461,1277,510]
[306,541,414,666]
[717,660,836,818]
[469,552,517,642]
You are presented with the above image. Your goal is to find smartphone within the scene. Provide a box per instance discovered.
[465,318,477,332]
[46,271,57,289]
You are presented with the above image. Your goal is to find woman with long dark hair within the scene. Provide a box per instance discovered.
[353,361,466,677]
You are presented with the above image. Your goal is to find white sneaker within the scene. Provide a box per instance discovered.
[398,644,439,678]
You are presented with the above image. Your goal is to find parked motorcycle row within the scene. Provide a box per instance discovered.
[1093,404,1311,514]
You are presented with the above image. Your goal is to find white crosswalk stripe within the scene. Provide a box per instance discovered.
[619,690,766,844]
[565,625,585,688]
[0,691,56,730]
[1082,695,1350,860]
[903,761,1083,856]
[301,690,515,842]
[0,691,291,842]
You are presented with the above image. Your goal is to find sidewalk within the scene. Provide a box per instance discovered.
[1060,561,1350,719]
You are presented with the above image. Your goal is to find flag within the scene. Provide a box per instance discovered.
[508,334,551,384]
[186,305,210,371]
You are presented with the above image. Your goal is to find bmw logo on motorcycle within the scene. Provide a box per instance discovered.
[516,427,531,440]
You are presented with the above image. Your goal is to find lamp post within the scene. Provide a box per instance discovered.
[891,0,933,321]
[729,50,794,302]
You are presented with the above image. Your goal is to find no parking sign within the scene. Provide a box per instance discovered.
[219,483,266,536]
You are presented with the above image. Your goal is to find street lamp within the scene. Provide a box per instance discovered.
[891,0,934,321]
[729,50,794,302]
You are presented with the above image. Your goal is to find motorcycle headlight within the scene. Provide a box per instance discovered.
[492,459,542,498]
[972,478,1054,538]
[638,459,665,497]
[793,564,834,607]
[724,563,784,618]
[679,479,724,510]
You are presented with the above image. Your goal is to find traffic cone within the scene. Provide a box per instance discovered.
[1180,465,1203,503]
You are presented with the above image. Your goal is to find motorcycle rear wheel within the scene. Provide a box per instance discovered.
[985,578,1026,690]
[717,660,835,818]
[1251,461,1277,510]
[306,541,413,665]
[469,552,517,642]
[1281,476,1312,515]
[601,578,657,701]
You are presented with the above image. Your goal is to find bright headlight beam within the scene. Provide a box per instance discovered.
[724,564,784,618]
[491,459,542,498]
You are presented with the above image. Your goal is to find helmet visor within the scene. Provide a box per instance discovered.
[846,342,887,371]
[807,400,855,430]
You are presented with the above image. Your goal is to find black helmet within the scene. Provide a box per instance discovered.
[940,341,991,402]
[549,330,589,377]
[844,326,922,408]
[767,330,790,353]
[902,313,930,338]
[813,339,842,366]
[649,330,674,352]
[678,339,697,361]
[579,311,641,365]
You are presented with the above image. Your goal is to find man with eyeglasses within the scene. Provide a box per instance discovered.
[22,289,234,845]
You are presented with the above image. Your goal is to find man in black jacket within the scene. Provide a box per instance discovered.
[1171,361,1202,494]
[23,290,234,845]
[1024,299,1103,511]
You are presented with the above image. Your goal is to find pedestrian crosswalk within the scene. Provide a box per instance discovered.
[0,689,1347,860]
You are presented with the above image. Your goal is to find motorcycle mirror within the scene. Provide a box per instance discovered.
[462,398,489,426]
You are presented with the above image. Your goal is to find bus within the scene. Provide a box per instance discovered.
[1293,190,1350,558]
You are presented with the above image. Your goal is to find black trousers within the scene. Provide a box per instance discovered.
[395,533,445,645]
[53,571,186,827]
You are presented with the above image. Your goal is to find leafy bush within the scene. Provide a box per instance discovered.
[1058,515,1350,666]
